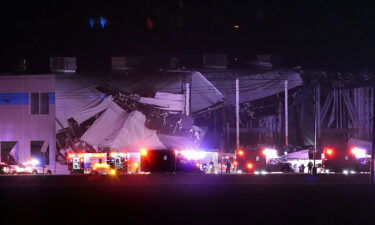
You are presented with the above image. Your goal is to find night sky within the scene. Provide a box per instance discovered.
[2,0,375,68]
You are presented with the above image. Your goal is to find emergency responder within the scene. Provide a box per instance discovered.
[299,164,305,173]
[307,161,313,174]
[225,160,231,174]
[209,160,215,173]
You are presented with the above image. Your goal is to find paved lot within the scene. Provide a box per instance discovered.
[1,174,375,225]
[0,173,372,185]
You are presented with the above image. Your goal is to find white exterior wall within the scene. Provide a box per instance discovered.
[0,75,56,171]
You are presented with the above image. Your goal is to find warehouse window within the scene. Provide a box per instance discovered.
[30,93,50,114]
[30,93,39,114]
[0,141,18,165]
[31,141,49,165]
[40,93,49,114]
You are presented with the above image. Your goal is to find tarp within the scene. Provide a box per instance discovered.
[285,150,310,160]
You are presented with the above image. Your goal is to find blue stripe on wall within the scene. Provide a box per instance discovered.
[0,92,55,105]
[48,92,55,104]
[0,93,29,105]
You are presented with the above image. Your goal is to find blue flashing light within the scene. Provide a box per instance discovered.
[89,18,95,28]
[99,17,107,28]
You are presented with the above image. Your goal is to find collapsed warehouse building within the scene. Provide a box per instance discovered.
[2,66,373,170]
[55,70,224,163]
[53,67,375,166]
[54,68,304,164]
[211,68,375,153]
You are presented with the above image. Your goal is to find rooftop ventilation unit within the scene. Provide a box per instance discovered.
[50,57,77,73]
[203,54,227,69]
[111,57,142,70]
[246,54,284,68]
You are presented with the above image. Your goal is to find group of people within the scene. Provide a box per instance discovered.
[293,161,314,173]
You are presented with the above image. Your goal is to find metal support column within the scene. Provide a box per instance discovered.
[185,82,190,116]
[284,80,289,146]
[236,77,240,152]
[313,83,320,174]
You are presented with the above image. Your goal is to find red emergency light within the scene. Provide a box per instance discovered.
[140,148,148,156]
[247,163,253,169]
[326,148,334,156]
[238,150,244,156]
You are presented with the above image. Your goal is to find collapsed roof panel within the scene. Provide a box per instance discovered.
[106,70,224,113]
[55,70,225,131]
[80,100,130,147]
[203,69,303,105]
[99,110,166,151]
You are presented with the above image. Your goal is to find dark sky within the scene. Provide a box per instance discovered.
[2,0,375,67]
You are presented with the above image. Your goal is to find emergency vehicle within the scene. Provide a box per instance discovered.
[236,148,267,173]
[108,152,128,174]
[10,159,52,175]
[322,145,370,173]
[0,162,11,174]
[67,153,119,175]
[139,148,215,173]
[236,147,292,173]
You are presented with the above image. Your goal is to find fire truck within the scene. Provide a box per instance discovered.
[108,152,128,174]
[322,145,370,173]
[236,147,292,173]
[139,148,213,173]
[236,149,267,173]
[67,152,127,175]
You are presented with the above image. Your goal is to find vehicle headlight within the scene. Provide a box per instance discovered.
[2,167,6,172]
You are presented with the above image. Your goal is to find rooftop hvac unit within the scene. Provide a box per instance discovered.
[203,54,228,69]
[111,57,142,70]
[246,54,284,68]
[50,57,77,73]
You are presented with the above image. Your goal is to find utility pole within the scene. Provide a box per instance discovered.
[185,81,190,116]
[236,76,240,152]
[371,85,375,184]
[221,107,226,175]
[313,82,320,174]
[284,80,288,146]
[235,76,240,172]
